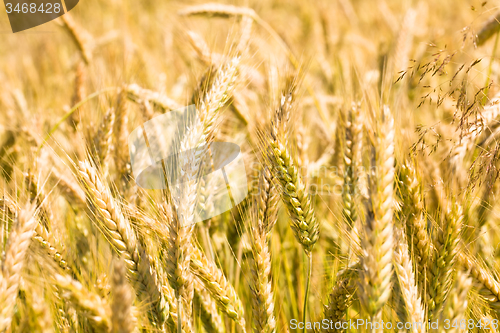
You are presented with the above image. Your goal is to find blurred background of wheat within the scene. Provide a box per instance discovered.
[2,0,500,332]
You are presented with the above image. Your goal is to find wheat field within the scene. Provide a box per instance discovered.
[2,0,500,332]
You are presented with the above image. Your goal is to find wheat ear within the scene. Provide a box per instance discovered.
[55,273,110,332]
[394,227,425,333]
[111,259,136,333]
[125,84,180,112]
[195,56,240,142]
[60,13,93,64]
[250,168,278,333]
[93,107,115,168]
[163,282,194,333]
[342,103,362,228]
[358,106,395,327]
[189,242,246,332]
[476,11,500,46]
[268,117,319,253]
[186,31,218,66]
[459,252,500,312]
[323,262,359,333]
[164,204,195,332]
[50,167,87,208]
[33,223,70,271]
[399,163,431,293]
[0,204,38,331]
[113,87,131,186]
[24,172,70,271]
[428,204,462,319]
[78,160,167,328]
[441,269,472,333]
[193,278,225,333]
[178,3,257,19]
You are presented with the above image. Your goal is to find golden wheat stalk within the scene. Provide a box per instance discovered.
[358,106,395,328]
[267,110,319,253]
[111,259,136,333]
[189,242,246,332]
[193,278,225,333]
[55,273,111,332]
[125,84,181,112]
[459,252,500,312]
[0,204,38,331]
[428,203,462,319]
[60,13,93,64]
[78,160,167,328]
[250,168,277,333]
[178,3,257,19]
[399,162,431,294]
[441,269,472,333]
[323,262,359,333]
[195,56,240,143]
[394,227,425,333]
[342,103,362,228]
[93,107,115,168]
